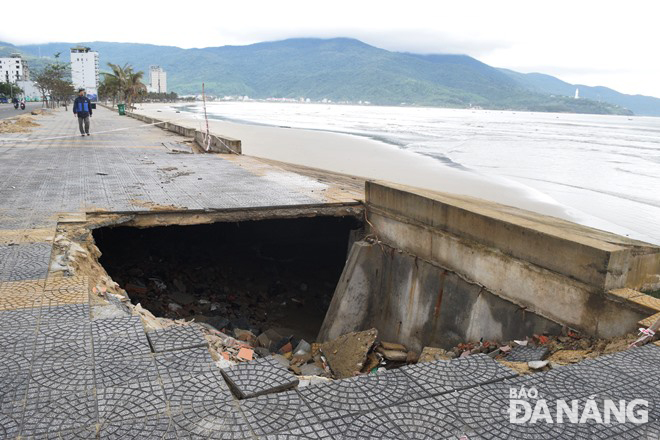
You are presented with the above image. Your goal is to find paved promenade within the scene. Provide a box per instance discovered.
[0,107,658,439]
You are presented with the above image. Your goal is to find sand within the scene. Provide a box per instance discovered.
[134,103,580,222]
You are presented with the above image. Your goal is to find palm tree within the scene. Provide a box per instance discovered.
[101,62,145,108]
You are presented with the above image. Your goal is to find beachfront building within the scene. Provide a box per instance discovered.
[16,80,41,101]
[70,46,100,98]
[148,65,167,93]
[0,53,29,84]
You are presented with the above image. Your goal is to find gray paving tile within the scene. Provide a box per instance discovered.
[399,353,518,395]
[93,334,152,360]
[94,353,160,389]
[154,346,217,380]
[296,368,427,421]
[100,415,177,440]
[172,399,253,440]
[20,390,98,438]
[97,379,167,423]
[506,345,549,362]
[91,315,145,340]
[163,370,234,413]
[39,304,90,325]
[0,308,40,328]
[239,390,318,436]
[28,424,98,439]
[0,325,38,352]
[0,412,21,440]
[32,334,93,364]
[222,357,299,399]
[147,324,207,353]
[27,359,96,396]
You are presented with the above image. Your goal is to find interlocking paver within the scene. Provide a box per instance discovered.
[20,389,98,438]
[399,353,518,395]
[147,324,207,353]
[154,346,217,380]
[239,390,318,436]
[222,356,299,399]
[296,368,427,421]
[100,415,177,440]
[97,380,168,423]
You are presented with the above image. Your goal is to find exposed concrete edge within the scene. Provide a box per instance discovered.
[97,103,242,154]
[365,181,660,291]
[85,203,364,228]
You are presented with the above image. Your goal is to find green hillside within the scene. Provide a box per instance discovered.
[1,38,643,115]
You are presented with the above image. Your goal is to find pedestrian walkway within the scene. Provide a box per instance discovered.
[0,106,658,439]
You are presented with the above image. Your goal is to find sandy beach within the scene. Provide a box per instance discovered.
[133,103,583,224]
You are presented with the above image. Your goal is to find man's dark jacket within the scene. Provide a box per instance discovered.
[73,96,93,118]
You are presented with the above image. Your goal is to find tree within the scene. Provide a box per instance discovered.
[100,62,146,108]
[33,55,74,109]
[0,82,23,98]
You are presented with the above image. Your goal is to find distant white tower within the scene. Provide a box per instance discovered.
[574,88,579,99]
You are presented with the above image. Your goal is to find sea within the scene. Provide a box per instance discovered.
[179,101,660,245]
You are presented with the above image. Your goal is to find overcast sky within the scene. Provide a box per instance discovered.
[4,0,660,97]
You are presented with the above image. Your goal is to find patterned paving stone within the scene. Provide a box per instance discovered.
[0,372,30,413]
[21,390,98,438]
[91,315,146,341]
[379,397,470,439]
[0,307,41,328]
[449,382,581,439]
[164,370,234,412]
[93,334,152,360]
[147,324,207,353]
[44,276,89,293]
[0,412,20,440]
[297,368,427,421]
[32,424,98,439]
[100,415,177,440]
[94,353,160,389]
[173,400,253,440]
[0,279,44,310]
[32,334,93,364]
[28,359,96,396]
[399,354,518,396]
[37,320,91,342]
[97,380,168,423]
[239,390,318,436]
[39,303,90,325]
[506,345,550,362]
[0,325,38,352]
[591,344,660,387]
[154,346,217,380]
[222,356,299,399]
[0,242,52,282]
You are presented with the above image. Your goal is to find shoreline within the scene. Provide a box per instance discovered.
[132,102,648,240]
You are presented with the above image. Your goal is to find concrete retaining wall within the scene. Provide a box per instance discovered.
[319,181,658,345]
[358,181,659,338]
[318,241,564,351]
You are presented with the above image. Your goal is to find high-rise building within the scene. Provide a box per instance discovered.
[0,53,29,84]
[70,46,99,98]
[148,65,167,93]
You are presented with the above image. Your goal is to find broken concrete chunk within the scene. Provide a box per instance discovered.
[528,360,549,370]
[380,341,407,351]
[272,354,290,368]
[294,339,311,355]
[418,346,452,363]
[375,346,407,361]
[320,328,378,379]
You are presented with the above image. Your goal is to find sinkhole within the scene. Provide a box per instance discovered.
[93,216,362,342]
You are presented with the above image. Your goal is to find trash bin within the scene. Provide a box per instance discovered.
[117,104,126,115]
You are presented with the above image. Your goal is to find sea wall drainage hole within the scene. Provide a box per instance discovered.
[93,216,362,345]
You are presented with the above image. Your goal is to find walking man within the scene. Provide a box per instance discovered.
[73,88,92,136]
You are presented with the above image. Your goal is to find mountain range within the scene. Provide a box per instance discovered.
[2,38,659,116]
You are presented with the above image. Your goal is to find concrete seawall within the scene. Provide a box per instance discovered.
[319,181,660,346]
[99,103,242,154]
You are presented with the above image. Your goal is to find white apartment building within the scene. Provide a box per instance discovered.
[148,65,167,93]
[0,53,29,84]
[70,46,99,97]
